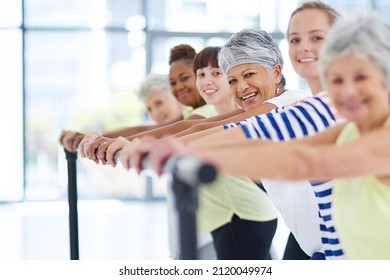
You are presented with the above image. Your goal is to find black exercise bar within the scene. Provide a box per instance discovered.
[64,149,80,260]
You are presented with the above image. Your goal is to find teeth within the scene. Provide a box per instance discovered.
[299,58,316,63]
[343,101,362,109]
[242,92,257,101]
[204,89,217,94]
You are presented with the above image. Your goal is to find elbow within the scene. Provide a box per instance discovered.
[191,123,208,132]
[288,148,318,181]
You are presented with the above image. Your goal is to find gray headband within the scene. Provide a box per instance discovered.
[222,54,276,74]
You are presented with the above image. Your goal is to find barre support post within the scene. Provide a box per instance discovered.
[64,149,80,260]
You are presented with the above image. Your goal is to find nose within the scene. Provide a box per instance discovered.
[153,110,165,123]
[203,77,213,85]
[340,80,358,96]
[237,79,249,93]
[299,39,311,52]
[200,74,213,86]
[173,80,186,92]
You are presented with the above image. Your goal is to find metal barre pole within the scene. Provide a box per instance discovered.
[102,152,218,259]
[160,156,217,260]
[64,149,80,260]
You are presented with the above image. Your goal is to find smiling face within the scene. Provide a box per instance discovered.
[144,91,183,124]
[288,9,331,82]
[226,63,281,111]
[195,65,234,111]
[169,59,204,108]
[327,53,390,131]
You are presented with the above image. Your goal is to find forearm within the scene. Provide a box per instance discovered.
[174,121,225,139]
[101,125,159,138]
[313,129,390,179]
[124,119,203,141]
[175,104,277,140]
[186,126,246,148]
[177,126,223,144]
[211,103,277,126]
[192,140,316,181]
[193,127,390,181]
[203,108,245,122]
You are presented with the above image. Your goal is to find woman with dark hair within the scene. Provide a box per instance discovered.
[59,44,212,153]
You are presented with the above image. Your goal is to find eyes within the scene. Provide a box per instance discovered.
[329,74,369,85]
[289,35,325,45]
[196,69,223,78]
[228,72,255,86]
[169,75,190,87]
[147,99,164,112]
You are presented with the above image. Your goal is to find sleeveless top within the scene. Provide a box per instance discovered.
[197,90,312,234]
[223,91,346,258]
[182,104,218,119]
[333,115,390,259]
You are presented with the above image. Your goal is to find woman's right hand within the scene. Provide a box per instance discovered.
[59,130,85,153]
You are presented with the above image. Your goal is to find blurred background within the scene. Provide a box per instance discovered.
[1,0,388,259]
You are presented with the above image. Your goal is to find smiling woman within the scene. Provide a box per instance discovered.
[112,29,316,260]
[193,46,238,115]
[217,29,309,112]
[170,12,390,260]
[287,1,340,95]
[137,73,185,124]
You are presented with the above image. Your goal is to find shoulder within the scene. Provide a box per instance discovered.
[189,104,218,118]
[266,89,312,108]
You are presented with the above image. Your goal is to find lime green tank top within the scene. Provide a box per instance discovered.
[333,116,390,259]
[182,104,218,119]
[183,104,278,234]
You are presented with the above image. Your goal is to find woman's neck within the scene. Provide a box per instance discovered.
[214,98,238,115]
[307,78,323,96]
[192,98,207,109]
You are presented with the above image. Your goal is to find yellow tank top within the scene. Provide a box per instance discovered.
[182,104,218,119]
[183,105,278,234]
[333,116,390,259]
[198,175,278,234]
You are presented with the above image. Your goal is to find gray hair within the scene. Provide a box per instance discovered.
[218,29,283,75]
[319,12,390,88]
[137,73,172,102]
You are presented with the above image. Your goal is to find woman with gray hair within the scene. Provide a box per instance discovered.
[113,29,310,259]
[217,29,305,111]
[94,28,308,160]
[154,12,390,259]
[137,73,185,125]
[91,30,308,156]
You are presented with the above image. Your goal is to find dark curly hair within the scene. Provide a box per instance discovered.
[169,44,196,65]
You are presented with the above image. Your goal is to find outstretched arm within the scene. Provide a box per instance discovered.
[311,126,390,180]
[99,114,185,138]
[172,103,277,139]
[187,124,345,181]
[194,126,390,181]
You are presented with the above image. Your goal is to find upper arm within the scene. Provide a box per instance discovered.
[294,123,346,145]
[186,126,247,149]
[312,126,390,179]
[185,114,207,120]
[221,103,277,124]
[126,118,205,140]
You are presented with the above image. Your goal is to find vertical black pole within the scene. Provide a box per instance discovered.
[142,156,217,260]
[172,177,198,260]
[64,149,80,260]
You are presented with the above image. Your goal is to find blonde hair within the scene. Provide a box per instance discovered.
[287,1,340,34]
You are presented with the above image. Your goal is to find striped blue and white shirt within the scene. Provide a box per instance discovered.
[223,92,346,259]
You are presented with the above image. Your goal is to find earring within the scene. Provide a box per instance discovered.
[275,86,280,96]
